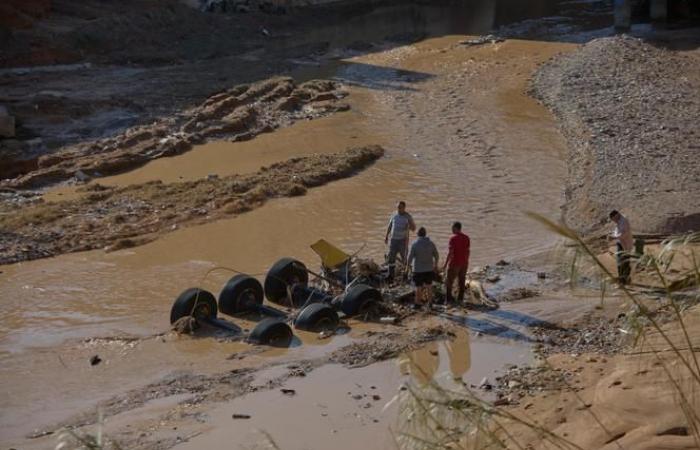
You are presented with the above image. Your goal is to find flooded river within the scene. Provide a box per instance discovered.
[1,13,578,449]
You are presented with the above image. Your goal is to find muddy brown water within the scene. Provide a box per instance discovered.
[1,35,575,445]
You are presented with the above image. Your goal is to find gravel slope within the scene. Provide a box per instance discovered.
[531,34,700,235]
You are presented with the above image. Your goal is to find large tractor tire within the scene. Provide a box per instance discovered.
[264,258,309,305]
[219,274,263,315]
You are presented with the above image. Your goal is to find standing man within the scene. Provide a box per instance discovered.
[385,201,416,281]
[442,221,470,304]
[610,210,633,285]
[408,227,439,308]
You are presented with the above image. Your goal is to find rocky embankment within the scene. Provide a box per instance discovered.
[531,35,700,235]
[0,145,383,264]
[1,77,348,186]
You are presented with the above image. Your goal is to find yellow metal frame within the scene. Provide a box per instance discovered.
[310,239,351,269]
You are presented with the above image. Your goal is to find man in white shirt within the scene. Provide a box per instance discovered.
[384,201,416,281]
[610,210,633,285]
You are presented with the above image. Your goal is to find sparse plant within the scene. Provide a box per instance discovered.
[392,215,699,450]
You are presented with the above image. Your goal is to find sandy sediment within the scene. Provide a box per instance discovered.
[531,35,700,235]
[489,304,700,449]
[1,77,349,186]
[0,145,383,264]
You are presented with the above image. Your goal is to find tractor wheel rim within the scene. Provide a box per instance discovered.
[358,300,376,315]
[238,288,258,309]
[269,332,291,346]
[194,303,211,318]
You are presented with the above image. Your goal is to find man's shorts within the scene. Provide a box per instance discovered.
[412,271,434,287]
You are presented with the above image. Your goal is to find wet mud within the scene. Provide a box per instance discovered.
[0,145,383,264]
[0,33,580,449]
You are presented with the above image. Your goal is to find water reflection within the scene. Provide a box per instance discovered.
[394,331,481,449]
[399,330,472,386]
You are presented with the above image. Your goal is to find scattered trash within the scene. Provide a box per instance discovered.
[379,316,397,324]
[537,272,547,279]
[281,388,296,396]
[90,355,102,366]
[232,413,251,419]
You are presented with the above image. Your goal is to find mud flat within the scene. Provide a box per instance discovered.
[531,34,700,236]
[0,145,383,264]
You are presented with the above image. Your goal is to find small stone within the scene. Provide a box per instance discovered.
[90,355,102,366]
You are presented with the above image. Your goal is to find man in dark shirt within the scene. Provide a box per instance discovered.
[442,221,470,304]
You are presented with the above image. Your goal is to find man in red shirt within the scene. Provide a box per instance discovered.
[442,221,470,304]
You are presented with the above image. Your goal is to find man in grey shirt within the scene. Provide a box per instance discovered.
[384,200,416,281]
[408,227,439,307]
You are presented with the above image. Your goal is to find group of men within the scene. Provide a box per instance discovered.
[384,201,636,308]
[384,201,470,307]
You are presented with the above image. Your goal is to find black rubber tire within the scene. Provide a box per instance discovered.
[248,318,294,347]
[294,303,339,332]
[219,274,263,316]
[264,258,309,304]
[170,288,218,324]
[341,284,382,317]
